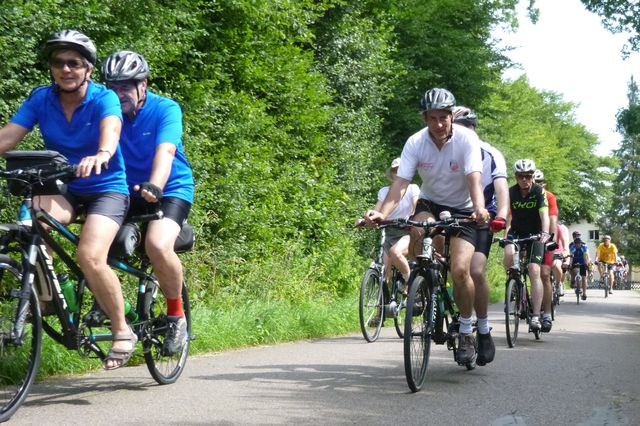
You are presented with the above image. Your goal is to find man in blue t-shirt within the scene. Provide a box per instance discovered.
[0,30,135,370]
[102,51,195,355]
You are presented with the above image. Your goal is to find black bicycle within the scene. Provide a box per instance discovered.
[403,213,475,393]
[357,220,407,342]
[550,254,570,320]
[496,234,556,347]
[0,151,193,422]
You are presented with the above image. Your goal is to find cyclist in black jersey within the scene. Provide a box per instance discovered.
[503,159,550,332]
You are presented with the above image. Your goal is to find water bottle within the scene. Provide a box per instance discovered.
[58,273,78,313]
[124,300,138,322]
[18,200,32,226]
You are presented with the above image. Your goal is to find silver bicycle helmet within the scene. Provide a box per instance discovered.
[453,106,478,127]
[421,88,456,112]
[533,169,545,182]
[102,51,150,82]
[43,29,97,65]
[513,159,536,174]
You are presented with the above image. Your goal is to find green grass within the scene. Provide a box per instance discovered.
[29,243,509,380]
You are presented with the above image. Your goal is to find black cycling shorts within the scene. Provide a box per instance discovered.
[414,199,478,247]
[128,196,191,226]
[572,263,588,276]
[64,191,130,226]
[507,232,545,265]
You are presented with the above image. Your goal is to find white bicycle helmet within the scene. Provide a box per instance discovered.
[533,169,544,182]
[453,106,478,127]
[513,159,536,174]
[421,88,456,112]
[43,29,97,65]
[102,51,150,82]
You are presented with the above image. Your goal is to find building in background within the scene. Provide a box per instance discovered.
[567,220,637,283]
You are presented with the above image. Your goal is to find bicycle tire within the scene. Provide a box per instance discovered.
[550,291,555,321]
[604,274,609,298]
[358,268,383,342]
[0,254,43,422]
[392,274,405,339]
[504,278,520,348]
[403,274,433,392]
[142,278,190,385]
[575,275,581,305]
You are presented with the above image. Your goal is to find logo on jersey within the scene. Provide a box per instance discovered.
[449,160,459,172]
[418,161,433,170]
[512,200,537,209]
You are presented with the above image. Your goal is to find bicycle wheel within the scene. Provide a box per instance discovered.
[0,254,42,422]
[392,275,405,339]
[358,268,383,342]
[604,275,609,298]
[403,274,433,392]
[142,277,190,385]
[575,275,581,305]
[504,278,520,348]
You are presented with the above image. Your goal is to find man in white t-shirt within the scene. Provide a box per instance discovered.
[365,88,489,366]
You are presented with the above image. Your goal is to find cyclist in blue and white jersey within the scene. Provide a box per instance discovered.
[569,237,590,300]
[102,51,194,355]
[365,88,489,365]
[453,106,509,366]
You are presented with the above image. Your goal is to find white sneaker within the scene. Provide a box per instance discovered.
[530,317,541,331]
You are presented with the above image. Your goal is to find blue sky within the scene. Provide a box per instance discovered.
[493,0,640,156]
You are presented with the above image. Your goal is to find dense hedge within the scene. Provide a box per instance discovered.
[0,1,610,307]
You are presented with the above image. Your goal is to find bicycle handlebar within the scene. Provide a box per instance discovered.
[493,234,558,252]
[0,163,78,188]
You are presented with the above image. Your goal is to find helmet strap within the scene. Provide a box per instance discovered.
[125,84,147,120]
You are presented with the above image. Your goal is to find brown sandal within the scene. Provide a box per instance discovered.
[103,328,138,370]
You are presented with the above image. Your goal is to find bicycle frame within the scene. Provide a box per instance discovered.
[0,196,156,357]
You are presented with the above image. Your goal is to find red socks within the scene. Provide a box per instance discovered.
[167,297,184,317]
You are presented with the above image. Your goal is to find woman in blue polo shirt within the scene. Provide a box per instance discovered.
[0,29,135,370]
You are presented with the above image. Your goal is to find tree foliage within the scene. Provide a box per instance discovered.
[0,0,616,304]
[581,0,640,56]
[602,77,640,263]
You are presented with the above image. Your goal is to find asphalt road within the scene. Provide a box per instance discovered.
[6,289,640,425]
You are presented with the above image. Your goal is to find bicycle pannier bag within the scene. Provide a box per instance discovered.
[3,150,71,196]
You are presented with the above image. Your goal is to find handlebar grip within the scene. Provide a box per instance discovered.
[127,210,164,223]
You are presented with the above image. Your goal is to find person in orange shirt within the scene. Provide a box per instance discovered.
[534,169,558,332]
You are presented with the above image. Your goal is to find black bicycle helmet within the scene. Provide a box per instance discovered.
[453,106,478,127]
[43,29,97,65]
[102,51,150,82]
[420,88,456,112]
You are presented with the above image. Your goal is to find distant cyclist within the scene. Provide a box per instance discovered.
[569,237,591,300]
[503,159,550,332]
[595,235,618,294]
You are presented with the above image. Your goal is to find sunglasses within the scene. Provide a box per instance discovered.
[50,58,87,70]
[516,173,534,180]
[107,81,138,91]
